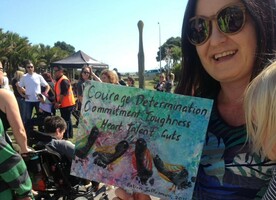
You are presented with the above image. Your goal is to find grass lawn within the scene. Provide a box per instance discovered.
[135,79,156,90]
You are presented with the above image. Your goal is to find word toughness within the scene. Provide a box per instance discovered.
[84,102,190,128]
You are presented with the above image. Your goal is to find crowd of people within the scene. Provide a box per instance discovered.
[2,61,143,139]
[0,61,146,199]
[1,0,276,199]
[153,72,175,92]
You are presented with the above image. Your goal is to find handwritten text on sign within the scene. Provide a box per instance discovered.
[71,81,213,199]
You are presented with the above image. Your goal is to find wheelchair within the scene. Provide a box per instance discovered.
[24,132,109,200]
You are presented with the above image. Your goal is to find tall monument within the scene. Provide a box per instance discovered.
[137,20,145,89]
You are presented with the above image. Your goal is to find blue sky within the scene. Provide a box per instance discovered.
[1,0,187,72]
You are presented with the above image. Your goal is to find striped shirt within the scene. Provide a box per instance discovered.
[263,167,276,200]
[0,118,33,199]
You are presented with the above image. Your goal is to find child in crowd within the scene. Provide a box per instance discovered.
[244,61,276,200]
[25,93,53,136]
[37,93,53,116]
[153,73,166,92]
[42,115,74,160]
[41,116,100,190]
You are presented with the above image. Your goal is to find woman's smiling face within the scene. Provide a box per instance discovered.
[101,74,110,83]
[195,0,257,84]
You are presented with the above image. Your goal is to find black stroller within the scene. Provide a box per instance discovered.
[24,132,109,200]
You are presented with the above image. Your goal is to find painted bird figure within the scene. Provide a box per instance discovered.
[93,140,129,169]
[75,126,100,159]
[153,154,193,192]
[132,138,154,185]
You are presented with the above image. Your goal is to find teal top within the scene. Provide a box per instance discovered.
[193,104,275,200]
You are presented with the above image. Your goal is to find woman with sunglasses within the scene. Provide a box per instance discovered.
[115,0,276,199]
[76,66,101,125]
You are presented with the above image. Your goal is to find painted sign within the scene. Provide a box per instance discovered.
[71,81,213,199]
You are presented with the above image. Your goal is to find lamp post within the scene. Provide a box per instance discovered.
[158,22,162,70]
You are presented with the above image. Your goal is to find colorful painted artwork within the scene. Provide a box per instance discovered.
[71,81,213,199]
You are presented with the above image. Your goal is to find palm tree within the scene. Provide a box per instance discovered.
[0,29,75,77]
[0,31,31,76]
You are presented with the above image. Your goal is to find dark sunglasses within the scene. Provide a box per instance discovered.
[187,3,246,46]
[26,66,34,69]
[82,71,90,75]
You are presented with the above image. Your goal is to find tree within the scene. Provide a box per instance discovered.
[54,41,75,55]
[0,30,76,77]
[170,46,182,64]
[156,37,182,72]
[0,31,31,76]
[33,44,70,72]
[171,62,182,82]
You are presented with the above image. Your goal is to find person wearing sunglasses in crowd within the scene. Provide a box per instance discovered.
[75,66,101,126]
[115,0,276,199]
[18,60,50,126]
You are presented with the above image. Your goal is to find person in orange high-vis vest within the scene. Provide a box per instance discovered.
[53,65,75,139]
